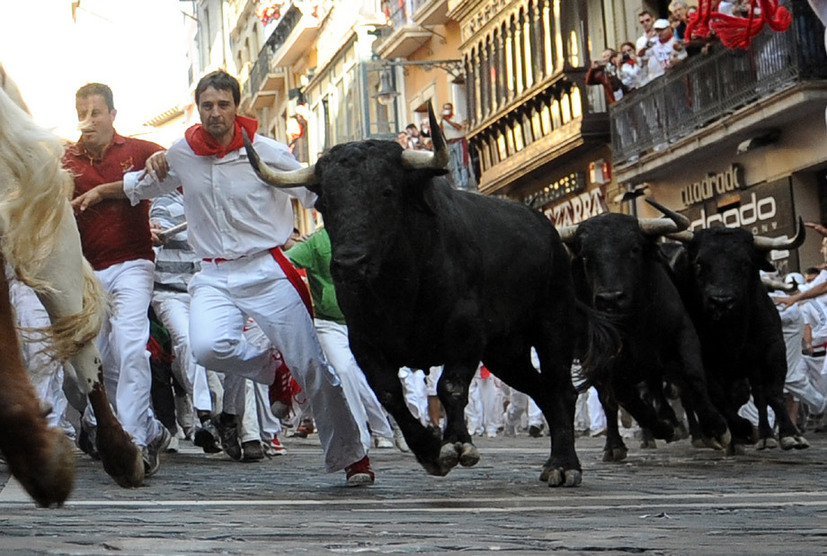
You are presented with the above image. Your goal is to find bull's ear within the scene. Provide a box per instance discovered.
[405,175,437,215]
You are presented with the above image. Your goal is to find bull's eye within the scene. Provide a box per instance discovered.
[382,187,393,198]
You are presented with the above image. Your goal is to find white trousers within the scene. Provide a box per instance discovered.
[315,318,393,451]
[151,289,212,412]
[189,251,364,472]
[90,259,163,447]
[399,367,429,426]
[504,388,545,430]
[9,278,72,435]
[465,368,504,436]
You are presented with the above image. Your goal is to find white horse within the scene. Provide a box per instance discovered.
[0,66,144,492]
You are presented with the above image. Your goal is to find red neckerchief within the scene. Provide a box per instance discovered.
[185,115,258,158]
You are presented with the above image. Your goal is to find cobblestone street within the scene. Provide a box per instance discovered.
[1,430,827,554]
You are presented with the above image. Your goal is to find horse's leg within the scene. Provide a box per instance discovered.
[32,204,144,487]
[0,254,75,507]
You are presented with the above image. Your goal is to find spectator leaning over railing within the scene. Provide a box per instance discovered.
[640,18,687,82]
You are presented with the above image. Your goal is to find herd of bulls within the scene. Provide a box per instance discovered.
[249,103,811,488]
[0,93,811,507]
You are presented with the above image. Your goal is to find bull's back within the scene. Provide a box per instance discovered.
[436,191,566,327]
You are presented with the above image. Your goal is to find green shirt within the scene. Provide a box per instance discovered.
[285,229,346,324]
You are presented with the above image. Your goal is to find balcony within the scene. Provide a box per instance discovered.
[244,45,288,110]
[471,69,610,197]
[266,3,322,68]
[411,0,450,26]
[610,0,827,172]
[374,0,432,59]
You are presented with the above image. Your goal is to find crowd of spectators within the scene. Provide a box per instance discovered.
[587,0,761,103]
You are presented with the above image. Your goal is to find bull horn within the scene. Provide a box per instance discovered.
[400,102,450,170]
[243,129,317,187]
[639,198,690,236]
[753,217,806,251]
[557,225,578,243]
[667,230,694,243]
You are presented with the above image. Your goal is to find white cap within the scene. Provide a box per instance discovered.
[653,18,671,30]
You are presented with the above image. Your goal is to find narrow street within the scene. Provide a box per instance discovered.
[1,431,826,554]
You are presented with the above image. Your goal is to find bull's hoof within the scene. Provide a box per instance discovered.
[673,424,689,441]
[640,438,658,449]
[438,442,460,471]
[691,436,707,449]
[793,435,810,449]
[543,467,582,487]
[756,437,778,450]
[726,442,746,456]
[458,442,480,467]
[602,447,628,462]
[419,460,451,477]
[704,428,731,451]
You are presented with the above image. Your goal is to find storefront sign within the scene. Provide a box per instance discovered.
[681,178,798,273]
[680,164,745,207]
[545,187,607,227]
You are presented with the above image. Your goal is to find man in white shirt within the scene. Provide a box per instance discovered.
[71,71,373,486]
[644,19,686,82]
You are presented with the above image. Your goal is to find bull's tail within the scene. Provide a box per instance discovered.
[573,300,622,392]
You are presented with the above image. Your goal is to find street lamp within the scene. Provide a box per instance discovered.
[374,67,400,106]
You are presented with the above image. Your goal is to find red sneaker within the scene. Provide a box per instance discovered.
[268,436,286,456]
[269,354,301,419]
[345,455,375,486]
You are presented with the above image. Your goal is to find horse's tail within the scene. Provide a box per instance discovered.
[0,86,73,286]
[44,260,107,364]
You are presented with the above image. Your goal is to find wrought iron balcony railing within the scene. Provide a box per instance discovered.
[609,0,827,164]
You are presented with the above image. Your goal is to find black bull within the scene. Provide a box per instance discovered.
[559,204,730,461]
[243,106,603,487]
[666,223,809,450]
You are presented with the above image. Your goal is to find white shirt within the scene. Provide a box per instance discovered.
[647,35,683,81]
[124,134,315,260]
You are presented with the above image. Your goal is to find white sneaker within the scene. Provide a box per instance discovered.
[373,436,394,449]
[166,434,180,453]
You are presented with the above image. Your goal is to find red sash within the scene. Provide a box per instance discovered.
[269,247,314,318]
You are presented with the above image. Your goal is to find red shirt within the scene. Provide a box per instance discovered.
[63,133,163,271]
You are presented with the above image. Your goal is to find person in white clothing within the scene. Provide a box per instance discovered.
[640,19,686,83]
[71,71,371,485]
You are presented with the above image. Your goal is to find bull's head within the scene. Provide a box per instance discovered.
[559,199,689,314]
[669,218,805,321]
[243,102,451,286]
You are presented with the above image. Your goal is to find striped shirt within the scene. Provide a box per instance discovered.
[150,190,199,292]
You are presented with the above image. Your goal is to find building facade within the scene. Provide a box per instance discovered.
[611,0,827,271]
